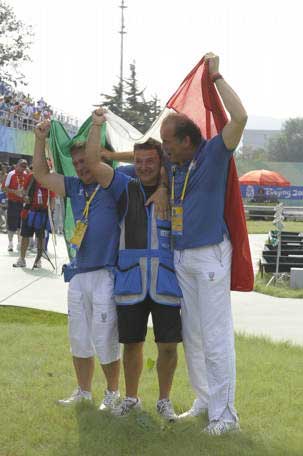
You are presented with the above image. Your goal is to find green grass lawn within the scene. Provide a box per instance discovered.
[1,306,303,456]
[246,220,303,234]
[246,220,303,297]
[254,272,303,298]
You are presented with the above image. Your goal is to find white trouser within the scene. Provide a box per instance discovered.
[174,236,238,422]
[67,269,120,365]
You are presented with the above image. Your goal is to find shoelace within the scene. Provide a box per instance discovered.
[103,391,117,406]
[120,399,137,415]
[158,400,174,416]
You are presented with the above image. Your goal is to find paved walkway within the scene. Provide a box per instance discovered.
[0,232,302,346]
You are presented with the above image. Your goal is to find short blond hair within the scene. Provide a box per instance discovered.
[70,141,86,155]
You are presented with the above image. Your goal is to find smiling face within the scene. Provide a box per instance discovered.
[71,148,94,184]
[160,121,188,164]
[134,148,161,186]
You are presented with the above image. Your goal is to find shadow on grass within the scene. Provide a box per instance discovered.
[73,402,272,456]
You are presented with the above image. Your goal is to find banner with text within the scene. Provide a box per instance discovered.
[241,185,303,200]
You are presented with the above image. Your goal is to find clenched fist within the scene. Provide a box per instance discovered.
[92,107,107,126]
[204,52,220,76]
[35,120,51,140]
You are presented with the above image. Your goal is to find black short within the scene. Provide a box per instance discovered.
[7,200,23,232]
[20,215,45,238]
[20,218,44,238]
[117,294,182,344]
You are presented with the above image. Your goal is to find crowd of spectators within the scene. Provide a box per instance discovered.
[0,85,78,135]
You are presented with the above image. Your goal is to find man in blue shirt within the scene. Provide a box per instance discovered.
[159,52,248,435]
[85,110,182,421]
[33,121,129,410]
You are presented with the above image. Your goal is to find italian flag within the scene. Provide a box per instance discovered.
[49,55,254,291]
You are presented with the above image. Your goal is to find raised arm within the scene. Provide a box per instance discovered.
[32,120,65,196]
[85,110,115,188]
[205,53,248,150]
[100,147,134,163]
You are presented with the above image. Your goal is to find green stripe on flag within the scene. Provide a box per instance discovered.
[48,117,111,260]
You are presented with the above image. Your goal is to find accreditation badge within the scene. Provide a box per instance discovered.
[171,205,183,236]
[70,219,88,249]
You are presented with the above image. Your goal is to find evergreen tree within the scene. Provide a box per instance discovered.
[123,62,149,132]
[0,0,33,87]
[100,62,162,133]
[100,81,124,118]
[148,94,162,126]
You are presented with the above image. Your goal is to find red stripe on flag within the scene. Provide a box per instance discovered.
[166,56,254,291]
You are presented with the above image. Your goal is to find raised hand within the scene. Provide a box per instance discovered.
[35,120,51,140]
[204,52,220,76]
[92,107,107,126]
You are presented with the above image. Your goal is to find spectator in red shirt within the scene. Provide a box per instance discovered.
[13,173,55,268]
[2,159,28,251]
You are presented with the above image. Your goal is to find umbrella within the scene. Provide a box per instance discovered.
[239,169,290,187]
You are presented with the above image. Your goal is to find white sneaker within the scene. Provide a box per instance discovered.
[99,389,120,411]
[13,258,26,268]
[8,242,13,252]
[178,399,207,419]
[203,419,240,436]
[57,387,92,406]
[112,397,141,417]
[33,259,42,268]
[156,398,177,422]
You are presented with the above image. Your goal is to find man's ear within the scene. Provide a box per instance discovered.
[183,135,192,149]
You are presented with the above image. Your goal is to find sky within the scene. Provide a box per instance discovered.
[7,0,303,126]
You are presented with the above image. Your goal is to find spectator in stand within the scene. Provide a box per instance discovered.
[13,173,55,268]
[0,89,77,131]
[37,97,46,109]
[22,101,35,130]
[2,159,28,251]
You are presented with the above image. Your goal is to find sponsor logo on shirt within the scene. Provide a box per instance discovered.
[208,272,215,281]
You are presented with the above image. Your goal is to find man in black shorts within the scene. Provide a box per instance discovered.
[85,109,182,421]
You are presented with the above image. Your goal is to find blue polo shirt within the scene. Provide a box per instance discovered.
[64,172,130,271]
[166,133,233,250]
[116,164,136,177]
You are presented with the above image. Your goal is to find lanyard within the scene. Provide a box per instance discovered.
[82,185,100,219]
[171,160,195,205]
[16,173,25,189]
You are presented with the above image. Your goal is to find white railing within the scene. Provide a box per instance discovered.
[0,109,79,135]
[244,204,303,221]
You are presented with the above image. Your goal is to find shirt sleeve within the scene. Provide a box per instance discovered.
[106,170,132,202]
[116,164,136,177]
[4,170,14,187]
[64,176,80,198]
[204,133,234,163]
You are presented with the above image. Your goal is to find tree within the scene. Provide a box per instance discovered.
[0,1,33,87]
[100,81,124,118]
[267,118,303,162]
[237,145,268,160]
[100,62,162,133]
